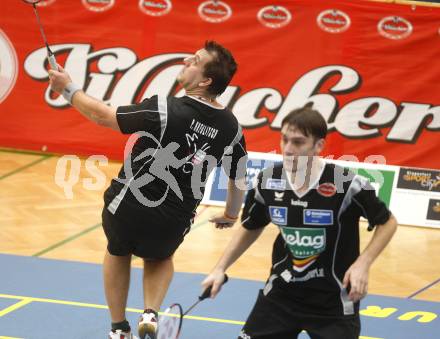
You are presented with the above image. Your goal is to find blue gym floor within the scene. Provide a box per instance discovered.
[0,254,439,339]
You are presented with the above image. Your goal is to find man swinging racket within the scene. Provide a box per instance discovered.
[49,41,247,339]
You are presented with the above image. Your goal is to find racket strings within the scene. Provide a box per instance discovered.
[158,304,183,339]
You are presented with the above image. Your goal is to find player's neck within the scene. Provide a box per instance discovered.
[186,89,219,106]
[288,157,325,193]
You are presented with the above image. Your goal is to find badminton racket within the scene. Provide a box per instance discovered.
[22,0,57,70]
[157,274,229,339]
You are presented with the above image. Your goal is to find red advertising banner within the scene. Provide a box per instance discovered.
[0,0,439,168]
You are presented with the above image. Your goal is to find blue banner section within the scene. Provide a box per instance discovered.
[206,153,280,204]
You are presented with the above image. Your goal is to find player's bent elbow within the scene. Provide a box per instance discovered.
[94,115,119,131]
[91,112,106,126]
[383,214,398,234]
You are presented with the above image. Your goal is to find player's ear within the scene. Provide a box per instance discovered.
[314,138,325,154]
[198,77,212,88]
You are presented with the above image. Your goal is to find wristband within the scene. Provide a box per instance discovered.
[62,83,82,104]
[223,212,238,220]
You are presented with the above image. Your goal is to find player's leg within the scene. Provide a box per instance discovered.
[239,290,302,339]
[137,257,174,339]
[304,314,360,339]
[142,257,174,311]
[135,218,191,339]
[103,251,133,333]
[102,208,137,338]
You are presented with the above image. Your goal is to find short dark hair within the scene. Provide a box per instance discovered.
[203,40,237,96]
[281,104,328,141]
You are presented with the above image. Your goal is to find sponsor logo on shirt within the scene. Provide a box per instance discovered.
[183,133,211,174]
[317,182,337,197]
[269,206,287,225]
[274,191,284,201]
[266,178,286,190]
[291,199,308,208]
[280,227,326,272]
[291,267,325,282]
[304,209,333,225]
[192,148,207,165]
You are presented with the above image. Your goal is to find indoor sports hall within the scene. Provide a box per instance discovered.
[0,1,439,338]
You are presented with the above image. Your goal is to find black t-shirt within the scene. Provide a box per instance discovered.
[104,95,247,219]
[242,162,391,317]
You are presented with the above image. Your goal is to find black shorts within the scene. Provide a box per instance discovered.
[102,203,192,259]
[238,290,361,339]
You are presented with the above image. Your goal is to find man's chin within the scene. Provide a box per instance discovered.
[283,161,296,173]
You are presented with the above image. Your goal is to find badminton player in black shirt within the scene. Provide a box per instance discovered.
[49,41,247,339]
[203,105,397,339]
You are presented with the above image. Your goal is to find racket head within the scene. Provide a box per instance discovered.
[22,0,43,4]
[157,303,183,339]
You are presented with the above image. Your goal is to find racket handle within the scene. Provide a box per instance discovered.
[47,53,57,70]
[200,274,229,300]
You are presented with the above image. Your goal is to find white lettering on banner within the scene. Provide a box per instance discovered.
[24,45,439,143]
[233,88,283,128]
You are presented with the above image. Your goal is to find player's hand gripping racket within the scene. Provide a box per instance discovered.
[157,274,229,339]
[22,0,58,70]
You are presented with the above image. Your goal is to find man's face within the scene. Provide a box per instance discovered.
[177,48,214,91]
[280,124,324,172]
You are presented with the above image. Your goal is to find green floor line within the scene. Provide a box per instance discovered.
[33,223,102,257]
[0,156,51,181]
[0,148,52,157]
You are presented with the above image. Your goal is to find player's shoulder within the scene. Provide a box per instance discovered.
[326,162,373,192]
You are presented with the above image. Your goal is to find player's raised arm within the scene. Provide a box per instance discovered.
[48,65,119,131]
